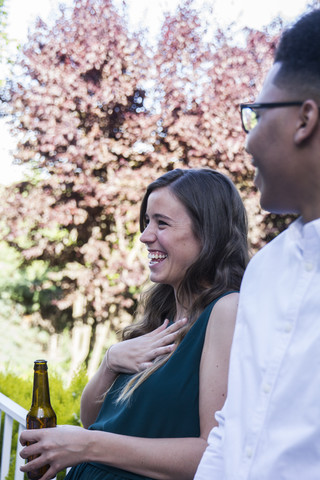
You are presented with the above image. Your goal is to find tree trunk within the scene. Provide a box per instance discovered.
[87,322,111,379]
[68,322,92,383]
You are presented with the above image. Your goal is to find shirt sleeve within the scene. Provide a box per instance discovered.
[194,408,225,479]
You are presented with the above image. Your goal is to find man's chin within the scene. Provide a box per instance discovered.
[259,196,297,215]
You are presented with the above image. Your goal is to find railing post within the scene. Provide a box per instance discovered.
[0,392,27,480]
[0,414,13,480]
[15,423,26,480]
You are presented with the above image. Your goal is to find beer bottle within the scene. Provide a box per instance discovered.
[26,359,57,480]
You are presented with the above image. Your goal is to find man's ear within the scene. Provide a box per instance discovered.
[294,99,319,144]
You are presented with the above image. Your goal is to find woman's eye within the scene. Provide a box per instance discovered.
[158,220,168,227]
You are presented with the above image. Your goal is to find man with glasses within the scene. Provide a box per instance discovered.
[195,9,320,480]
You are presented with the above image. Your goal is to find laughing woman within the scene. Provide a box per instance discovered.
[20,168,249,480]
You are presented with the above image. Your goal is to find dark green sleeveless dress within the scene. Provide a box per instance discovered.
[65,294,230,480]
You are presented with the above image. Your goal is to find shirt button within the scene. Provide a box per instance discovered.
[305,262,314,272]
[246,446,253,458]
[284,322,292,333]
[263,383,271,394]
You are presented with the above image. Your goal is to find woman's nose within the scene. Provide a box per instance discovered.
[140,224,156,244]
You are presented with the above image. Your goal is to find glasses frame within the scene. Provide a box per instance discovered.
[240,102,304,133]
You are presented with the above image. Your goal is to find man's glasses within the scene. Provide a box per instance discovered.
[240,102,303,133]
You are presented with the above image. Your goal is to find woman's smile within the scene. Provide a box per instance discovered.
[148,250,168,266]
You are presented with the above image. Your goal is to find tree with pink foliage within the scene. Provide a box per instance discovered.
[0,0,297,372]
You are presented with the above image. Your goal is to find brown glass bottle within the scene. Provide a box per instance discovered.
[26,360,57,480]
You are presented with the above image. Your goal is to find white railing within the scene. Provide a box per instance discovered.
[0,392,27,480]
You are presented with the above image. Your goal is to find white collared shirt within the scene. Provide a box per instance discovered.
[195,217,320,480]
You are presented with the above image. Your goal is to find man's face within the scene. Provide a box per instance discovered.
[245,63,305,215]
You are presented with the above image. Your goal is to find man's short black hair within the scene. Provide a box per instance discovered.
[274,9,320,99]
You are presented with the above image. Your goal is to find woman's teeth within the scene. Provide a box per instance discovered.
[148,252,167,264]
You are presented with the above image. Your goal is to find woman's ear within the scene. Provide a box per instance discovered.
[294,99,319,144]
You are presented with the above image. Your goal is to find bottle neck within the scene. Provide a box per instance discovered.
[32,361,52,407]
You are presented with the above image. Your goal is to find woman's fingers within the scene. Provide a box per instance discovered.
[147,317,187,338]
[144,318,188,362]
[155,317,187,345]
[109,317,188,373]
[139,361,154,370]
[146,319,170,336]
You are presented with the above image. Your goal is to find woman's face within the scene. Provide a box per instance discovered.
[140,187,202,292]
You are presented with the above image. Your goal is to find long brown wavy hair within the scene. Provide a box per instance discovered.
[117,168,249,402]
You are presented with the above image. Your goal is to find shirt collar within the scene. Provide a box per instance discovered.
[289,216,320,243]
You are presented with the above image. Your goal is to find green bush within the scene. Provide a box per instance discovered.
[0,367,88,480]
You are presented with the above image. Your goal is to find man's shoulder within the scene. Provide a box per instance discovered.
[250,227,289,265]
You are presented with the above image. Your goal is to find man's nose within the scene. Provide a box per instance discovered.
[244,129,254,155]
[244,135,250,154]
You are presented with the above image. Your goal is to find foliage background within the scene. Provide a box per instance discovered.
[1,0,315,385]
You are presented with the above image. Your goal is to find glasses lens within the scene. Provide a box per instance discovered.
[242,107,257,133]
